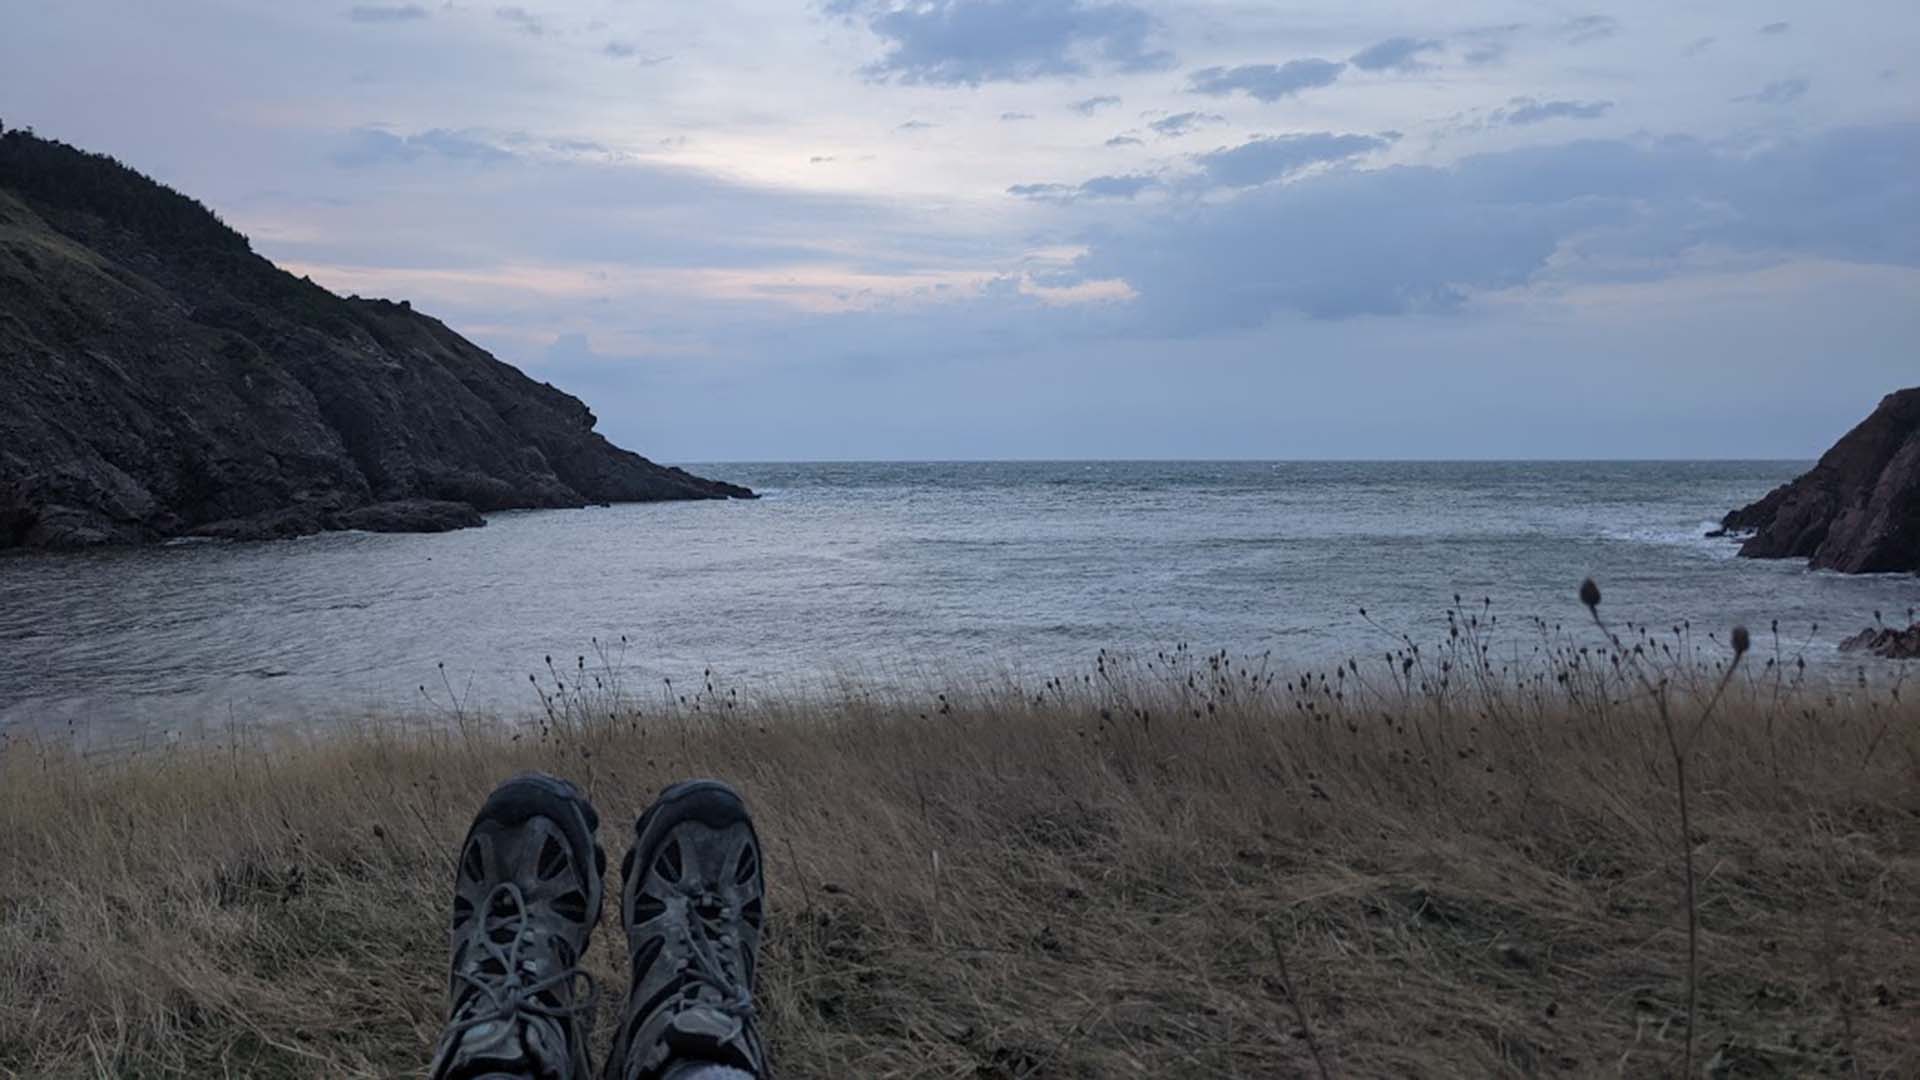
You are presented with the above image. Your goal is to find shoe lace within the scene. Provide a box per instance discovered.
[448,881,599,1043]
[665,888,756,1023]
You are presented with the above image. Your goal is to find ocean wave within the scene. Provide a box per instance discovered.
[1603,521,1742,558]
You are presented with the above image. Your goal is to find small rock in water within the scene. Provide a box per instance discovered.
[1837,624,1920,659]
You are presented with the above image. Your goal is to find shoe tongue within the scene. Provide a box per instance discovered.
[661,1006,753,1072]
[671,1004,742,1042]
[446,1016,570,1080]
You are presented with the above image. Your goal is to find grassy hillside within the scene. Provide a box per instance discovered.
[2,605,1916,1077]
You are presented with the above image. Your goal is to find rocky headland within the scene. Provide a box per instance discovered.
[1718,387,1920,575]
[0,128,749,550]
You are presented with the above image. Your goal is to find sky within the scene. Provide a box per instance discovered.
[3,1,1917,461]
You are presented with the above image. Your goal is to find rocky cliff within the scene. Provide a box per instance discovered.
[0,129,749,550]
[1719,388,1920,573]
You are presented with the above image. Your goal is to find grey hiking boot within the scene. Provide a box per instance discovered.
[605,780,768,1080]
[429,772,606,1080]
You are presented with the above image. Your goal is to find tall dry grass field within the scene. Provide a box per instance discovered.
[2,600,1917,1077]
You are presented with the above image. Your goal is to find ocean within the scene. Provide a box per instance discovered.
[3,460,1916,744]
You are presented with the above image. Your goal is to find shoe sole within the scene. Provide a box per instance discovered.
[620,779,759,927]
[471,771,607,908]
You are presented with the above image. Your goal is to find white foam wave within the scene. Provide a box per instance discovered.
[1604,521,1742,559]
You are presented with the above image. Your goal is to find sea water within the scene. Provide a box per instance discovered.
[4,461,1916,743]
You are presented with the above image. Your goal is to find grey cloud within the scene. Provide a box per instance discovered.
[1739,78,1809,105]
[1460,22,1522,65]
[287,137,969,282]
[1759,21,1790,35]
[1071,95,1122,114]
[1007,182,1072,198]
[1079,174,1157,198]
[1188,59,1345,101]
[1148,111,1222,137]
[1562,15,1618,45]
[1008,173,1157,202]
[495,6,542,35]
[604,42,670,63]
[1000,111,1035,121]
[1684,36,1715,56]
[332,127,516,167]
[348,4,427,22]
[1191,132,1388,188]
[1501,98,1614,125]
[1105,134,1143,147]
[896,119,937,130]
[1061,123,1920,328]
[1349,37,1442,73]
[850,0,1173,86]
[1463,41,1507,65]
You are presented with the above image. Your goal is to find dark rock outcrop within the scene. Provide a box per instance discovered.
[187,499,487,542]
[1837,624,1920,659]
[1719,388,1920,574]
[0,129,750,551]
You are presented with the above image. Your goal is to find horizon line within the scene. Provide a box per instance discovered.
[668,456,1816,466]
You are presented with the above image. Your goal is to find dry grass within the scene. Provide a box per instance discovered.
[2,602,1918,1078]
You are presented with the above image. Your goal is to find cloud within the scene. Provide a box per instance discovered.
[544,137,609,155]
[1007,182,1072,198]
[1000,111,1035,121]
[847,0,1173,85]
[1147,111,1222,138]
[810,155,836,163]
[1349,37,1442,73]
[1071,94,1122,114]
[1683,36,1715,57]
[604,42,670,63]
[1500,97,1614,125]
[1561,15,1619,45]
[1190,132,1389,188]
[1105,134,1143,147]
[347,4,427,23]
[1460,22,1522,65]
[1188,59,1345,102]
[276,142,990,348]
[896,119,937,131]
[331,127,518,167]
[495,6,542,35]
[1078,174,1157,198]
[1057,123,1920,329]
[1008,173,1158,202]
[1738,78,1810,105]
[1759,21,1791,35]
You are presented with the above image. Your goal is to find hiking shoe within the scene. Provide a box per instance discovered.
[429,772,606,1080]
[605,780,768,1080]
